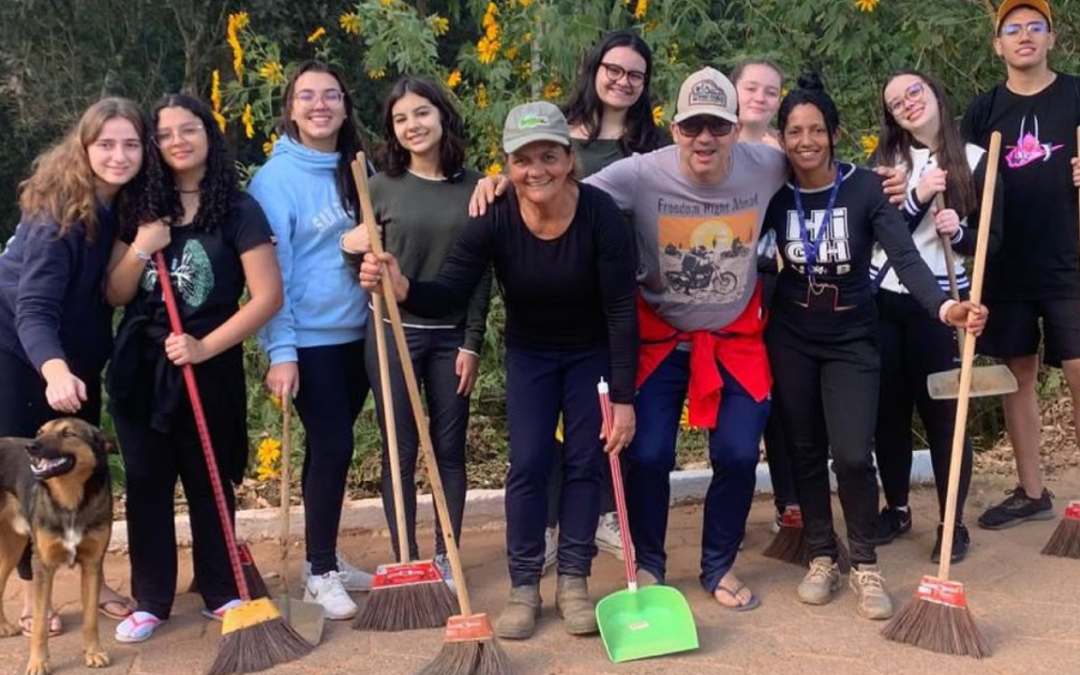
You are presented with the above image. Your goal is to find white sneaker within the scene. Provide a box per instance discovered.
[542,527,557,576]
[595,512,627,561]
[304,571,358,620]
[302,552,374,593]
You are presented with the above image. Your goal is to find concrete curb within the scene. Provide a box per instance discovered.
[107,449,936,552]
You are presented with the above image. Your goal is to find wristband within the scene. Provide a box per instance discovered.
[131,245,152,262]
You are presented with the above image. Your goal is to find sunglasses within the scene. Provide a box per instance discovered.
[1000,20,1049,37]
[677,116,734,138]
[886,81,926,116]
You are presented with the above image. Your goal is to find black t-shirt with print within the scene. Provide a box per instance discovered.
[962,72,1080,301]
[108,193,273,482]
[763,163,946,340]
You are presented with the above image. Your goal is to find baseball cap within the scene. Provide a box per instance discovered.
[673,67,739,125]
[995,0,1052,32]
[502,101,571,154]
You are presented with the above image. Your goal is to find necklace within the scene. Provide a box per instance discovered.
[177,187,200,194]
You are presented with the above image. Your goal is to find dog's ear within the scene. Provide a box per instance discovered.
[92,428,118,456]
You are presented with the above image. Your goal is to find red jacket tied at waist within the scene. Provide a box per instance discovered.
[636,284,771,430]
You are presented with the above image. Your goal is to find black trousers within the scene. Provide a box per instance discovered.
[0,347,101,581]
[767,317,881,565]
[875,290,972,521]
[763,405,799,513]
[114,400,238,619]
[365,322,468,560]
[295,340,370,575]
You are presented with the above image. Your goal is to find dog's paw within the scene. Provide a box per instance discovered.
[84,646,110,668]
[0,620,21,637]
[24,656,50,675]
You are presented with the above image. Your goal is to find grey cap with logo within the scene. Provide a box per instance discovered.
[672,67,739,125]
[502,101,572,154]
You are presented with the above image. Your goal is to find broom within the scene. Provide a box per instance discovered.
[152,252,312,675]
[762,507,851,572]
[348,155,509,675]
[881,131,1001,658]
[352,288,458,630]
[1042,126,1080,559]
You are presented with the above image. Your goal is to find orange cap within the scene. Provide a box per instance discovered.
[995,0,1053,33]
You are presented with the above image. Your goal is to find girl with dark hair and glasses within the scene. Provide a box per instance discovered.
[761,73,987,622]
[106,93,282,642]
[250,59,376,621]
[869,71,1002,562]
[340,75,491,587]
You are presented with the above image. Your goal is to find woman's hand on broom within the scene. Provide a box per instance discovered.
[165,332,210,365]
[602,403,636,455]
[266,362,300,399]
[943,301,988,337]
[358,251,409,303]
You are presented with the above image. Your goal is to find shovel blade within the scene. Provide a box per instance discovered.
[927,365,1018,400]
[274,595,325,646]
[596,586,698,663]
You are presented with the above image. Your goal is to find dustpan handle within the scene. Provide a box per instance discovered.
[598,380,637,591]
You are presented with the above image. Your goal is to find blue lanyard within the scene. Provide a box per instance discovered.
[792,166,843,280]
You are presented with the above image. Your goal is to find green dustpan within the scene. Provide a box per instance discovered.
[595,380,699,662]
[597,583,698,662]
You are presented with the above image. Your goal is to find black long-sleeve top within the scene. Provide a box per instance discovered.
[402,183,639,402]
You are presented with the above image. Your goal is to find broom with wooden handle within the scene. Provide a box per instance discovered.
[1042,125,1080,558]
[349,154,508,675]
[881,131,1001,658]
[352,287,458,631]
[152,252,312,675]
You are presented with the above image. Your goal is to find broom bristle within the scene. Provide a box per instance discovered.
[882,596,991,658]
[207,616,313,675]
[763,528,851,573]
[1041,508,1080,558]
[416,639,509,675]
[352,582,459,631]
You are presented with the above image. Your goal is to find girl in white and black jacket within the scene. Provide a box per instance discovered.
[869,71,1003,564]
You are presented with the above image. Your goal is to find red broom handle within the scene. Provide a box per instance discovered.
[598,380,637,590]
[153,252,250,601]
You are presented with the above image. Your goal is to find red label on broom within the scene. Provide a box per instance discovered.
[372,562,443,588]
[1065,502,1080,520]
[780,508,803,528]
[444,614,494,643]
[915,577,967,608]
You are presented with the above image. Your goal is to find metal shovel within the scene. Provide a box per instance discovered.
[926,193,1017,401]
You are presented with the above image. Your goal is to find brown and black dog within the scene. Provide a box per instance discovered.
[0,418,115,675]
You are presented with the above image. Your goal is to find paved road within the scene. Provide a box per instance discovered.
[3,473,1078,675]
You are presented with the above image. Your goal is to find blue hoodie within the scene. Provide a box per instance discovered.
[250,135,369,365]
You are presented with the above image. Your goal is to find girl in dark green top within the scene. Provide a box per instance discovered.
[342,76,491,581]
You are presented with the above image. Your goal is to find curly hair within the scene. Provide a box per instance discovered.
[378,76,467,181]
[18,97,146,241]
[143,93,238,232]
[279,60,365,216]
[563,30,664,155]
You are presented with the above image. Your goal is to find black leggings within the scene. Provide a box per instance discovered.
[874,290,972,522]
[0,347,101,581]
[767,318,881,566]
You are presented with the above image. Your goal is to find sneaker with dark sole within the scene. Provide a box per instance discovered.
[977,486,1054,530]
[931,523,970,564]
[868,506,912,546]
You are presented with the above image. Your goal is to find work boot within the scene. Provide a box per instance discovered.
[849,564,894,620]
[494,585,541,640]
[555,575,598,635]
[797,556,841,605]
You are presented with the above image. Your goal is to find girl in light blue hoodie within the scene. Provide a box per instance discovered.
[250,60,374,621]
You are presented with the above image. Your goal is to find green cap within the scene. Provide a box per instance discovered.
[502,101,571,154]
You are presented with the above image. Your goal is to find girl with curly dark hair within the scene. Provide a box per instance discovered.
[341,75,490,586]
[0,96,144,637]
[105,93,282,643]
[251,60,374,621]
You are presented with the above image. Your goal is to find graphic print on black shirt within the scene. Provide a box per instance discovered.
[962,73,1080,300]
[141,238,215,309]
[657,195,758,304]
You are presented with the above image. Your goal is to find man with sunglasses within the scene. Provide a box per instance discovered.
[961,0,1080,532]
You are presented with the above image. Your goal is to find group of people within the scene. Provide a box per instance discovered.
[0,0,1077,652]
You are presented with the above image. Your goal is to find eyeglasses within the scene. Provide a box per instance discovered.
[1000,21,1049,37]
[294,89,345,107]
[677,116,734,138]
[886,81,926,116]
[600,62,646,88]
[152,123,205,147]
